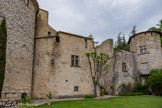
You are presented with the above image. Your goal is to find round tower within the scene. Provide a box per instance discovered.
[0,0,39,101]
[128,31,162,83]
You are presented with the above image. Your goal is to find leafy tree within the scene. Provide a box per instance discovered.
[147,69,162,95]
[88,34,99,47]
[148,19,162,47]
[0,19,7,96]
[86,51,110,97]
[114,33,130,53]
[130,25,137,37]
[148,27,160,31]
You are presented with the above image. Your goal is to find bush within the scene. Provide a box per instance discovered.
[120,91,152,96]
[84,95,95,99]
[18,96,34,108]
[147,69,162,96]
[134,82,148,92]
[119,83,134,94]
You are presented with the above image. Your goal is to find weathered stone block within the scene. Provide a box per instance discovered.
[6,94,12,98]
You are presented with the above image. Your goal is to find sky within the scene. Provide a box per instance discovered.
[37,0,162,43]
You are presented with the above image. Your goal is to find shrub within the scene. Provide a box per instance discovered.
[46,92,53,99]
[119,83,134,94]
[120,91,152,96]
[84,95,95,99]
[134,82,148,92]
[147,69,162,95]
[18,96,34,108]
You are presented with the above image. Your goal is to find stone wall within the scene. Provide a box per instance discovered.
[96,39,114,94]
[0,0,38,102]
[34,27,94,99]
[130,32,162,75]
[36,9,57,38]
[113,50,137,95]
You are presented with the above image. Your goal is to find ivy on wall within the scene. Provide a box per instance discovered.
[0,19,7,97]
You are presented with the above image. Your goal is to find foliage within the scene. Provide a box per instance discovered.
[100,86,107,96]
[114,33,130,54]
[0,19,7,97]
[18,96,34,108]
[86,51,110,97]
[119,83,134,94]
[120,91,152,96]
[148,19,162,47]
[134,82,148,92]
[84,95,95,99]
[46,92,53,99]
[36,96,162,108]
[148,27,160,31]
[130,25,137,37]
[147,69,162,95]
[88,34,99,47]
[37,13,41,20]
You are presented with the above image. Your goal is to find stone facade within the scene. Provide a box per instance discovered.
[0,0,38,102]
[0,0,162,102]
[129,31,162,83]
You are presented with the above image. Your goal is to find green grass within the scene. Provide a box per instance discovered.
[35,96,162,108]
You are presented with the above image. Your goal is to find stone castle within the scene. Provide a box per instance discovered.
[0,0,162,102]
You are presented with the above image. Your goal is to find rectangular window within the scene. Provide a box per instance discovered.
[71,55,79,67]
[74,86,79,92]
[139,45,147,54]
[122,62,127,72]
[48,32,51,36]
[141,63,149,75]
[56,36,60,42]
[85,39,87,48]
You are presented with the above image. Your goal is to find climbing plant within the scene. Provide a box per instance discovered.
[0,18,7,97]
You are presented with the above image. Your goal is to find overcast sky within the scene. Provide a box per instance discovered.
[37,0,162,43]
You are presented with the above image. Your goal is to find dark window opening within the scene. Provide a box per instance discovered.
[122,62,127,72]
[139,45,147,54]
[56,36,60,42]
[85,39,87,48]
[27,0,29,7]
[48,32,51,36]
[74,86,79,92]
[71,55,79,67]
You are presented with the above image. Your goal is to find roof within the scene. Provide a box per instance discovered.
[31,0,39,14]
[58,31,93,40]
[128,31,162,44]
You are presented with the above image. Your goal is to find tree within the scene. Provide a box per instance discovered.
[148,19,162,47]
[148,27,160,31]
[114,33,130,53]
[88,34,99,47]
[147,69,162,95]
[86,51,110,97]
[130,25,137,37]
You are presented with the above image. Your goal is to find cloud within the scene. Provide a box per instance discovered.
[37,0,162,43]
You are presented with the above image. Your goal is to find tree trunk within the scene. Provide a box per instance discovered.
[94,84,97,97]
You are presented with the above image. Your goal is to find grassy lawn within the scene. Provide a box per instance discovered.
[35,96,162,108]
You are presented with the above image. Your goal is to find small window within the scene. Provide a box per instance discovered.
[56,36,60,42]
[140,45,147,54]
[74,86,79,92]
[141,63,149,74]
[122,62,127,72]
[85,39,87,48]
[27,0,29,7]
[48,32,51,36]
[71,55,79,67]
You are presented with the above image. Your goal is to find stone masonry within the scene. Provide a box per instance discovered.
[0,0,162,103]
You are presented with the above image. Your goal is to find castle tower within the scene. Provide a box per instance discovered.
[128,31,162,84]
[0,0,39,101]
